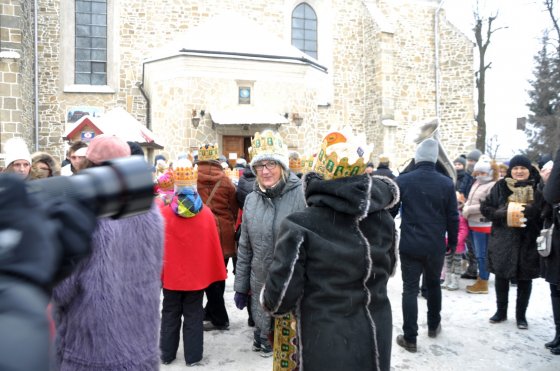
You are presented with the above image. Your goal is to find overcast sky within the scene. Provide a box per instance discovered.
[444,0,552,158]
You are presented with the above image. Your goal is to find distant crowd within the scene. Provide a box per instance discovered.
[1,125,559,371]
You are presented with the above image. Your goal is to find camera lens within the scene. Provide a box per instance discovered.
[26,156,154,219]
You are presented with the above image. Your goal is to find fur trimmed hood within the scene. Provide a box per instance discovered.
[303,172,399,217]
[31,151,61,177]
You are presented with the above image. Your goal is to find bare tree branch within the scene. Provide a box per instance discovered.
[545,0,560,50]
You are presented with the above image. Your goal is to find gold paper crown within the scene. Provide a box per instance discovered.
[198,144,219,162]
[300,154,316,174]
[289,152,302,173]
[225,167,240,182]
[313,130,371,180]
[249,130,288,161]
[174,159,198,187]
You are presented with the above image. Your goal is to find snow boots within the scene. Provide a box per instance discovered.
[466,278,488,294]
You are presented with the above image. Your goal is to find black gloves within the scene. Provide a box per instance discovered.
[493,205,508,220]
[522,203,539,220]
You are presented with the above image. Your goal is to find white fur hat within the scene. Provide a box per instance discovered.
[4,137,31,167]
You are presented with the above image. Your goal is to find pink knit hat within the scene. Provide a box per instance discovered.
[86,134,131,164]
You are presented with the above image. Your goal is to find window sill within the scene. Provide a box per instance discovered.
[64,85,116,94]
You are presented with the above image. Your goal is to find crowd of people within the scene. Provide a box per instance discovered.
[1,126,560,371]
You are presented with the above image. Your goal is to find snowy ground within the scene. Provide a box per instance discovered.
[162,260,558,371]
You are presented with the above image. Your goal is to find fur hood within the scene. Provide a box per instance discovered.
[31,151,61,178]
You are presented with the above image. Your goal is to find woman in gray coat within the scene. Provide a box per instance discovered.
[233,130,306,357]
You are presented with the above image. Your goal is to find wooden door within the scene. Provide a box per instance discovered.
[222,136,250,167]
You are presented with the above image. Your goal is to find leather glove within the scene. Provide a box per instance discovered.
[234,292,249,310]
[493,205,508,220]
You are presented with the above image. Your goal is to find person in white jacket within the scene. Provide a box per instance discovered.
[462,155,499,294]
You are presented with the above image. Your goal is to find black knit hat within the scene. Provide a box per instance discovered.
[508,155,532,170]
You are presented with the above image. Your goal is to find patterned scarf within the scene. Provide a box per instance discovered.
[171,186,203,218]
[505,177,534,204]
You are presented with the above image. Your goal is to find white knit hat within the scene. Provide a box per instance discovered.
[4,137,31,167]
[474,154,492,175]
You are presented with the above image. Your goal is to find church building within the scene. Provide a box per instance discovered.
[0,0,475,168]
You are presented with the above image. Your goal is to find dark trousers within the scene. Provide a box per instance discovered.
[160,289,204,364]
[494,276,532,318]
[400,253,445,342]
[204,258,230,326]
[204,279,229,326]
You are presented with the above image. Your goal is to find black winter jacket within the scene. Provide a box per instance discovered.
[396,162,459,256]
[372,164,395,179]
[542,147,560,285]
[236,166,255,208]
[480,174,543,280]
[261,173,399,371]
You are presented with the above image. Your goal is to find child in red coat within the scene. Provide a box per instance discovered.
[158,159,227,366]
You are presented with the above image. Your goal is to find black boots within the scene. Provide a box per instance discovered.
[515,280,532,330]
[490,277,509,323]
[546,296,560,355]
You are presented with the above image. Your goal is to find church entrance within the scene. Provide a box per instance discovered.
[222,135,251,167]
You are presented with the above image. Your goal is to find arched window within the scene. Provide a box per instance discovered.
[291,3,317,59]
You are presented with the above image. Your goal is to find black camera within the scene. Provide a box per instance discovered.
[26,156,154,218]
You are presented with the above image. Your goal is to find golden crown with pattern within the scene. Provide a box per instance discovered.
[289,152,303,173]
[173,159,198,187]
[249,129,289,169]
[300,154,316,174]
[156,169,175,191]
[312,128,373,180]
[198,144,219,162]
[225,167,240,182]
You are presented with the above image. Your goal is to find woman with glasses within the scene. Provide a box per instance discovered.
[233,130,306,358]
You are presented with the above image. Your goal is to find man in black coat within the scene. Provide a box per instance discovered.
[395,138,459,352]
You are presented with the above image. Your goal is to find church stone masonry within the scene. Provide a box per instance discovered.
[0,0,474,169]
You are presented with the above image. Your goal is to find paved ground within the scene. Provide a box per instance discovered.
[161,259,559,371]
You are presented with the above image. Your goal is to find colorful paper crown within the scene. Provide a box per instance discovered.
[249,130,288,163]
[198,144,219,161]
[157,170,175,191]
[312,128,373,180]
[174,159,197,187]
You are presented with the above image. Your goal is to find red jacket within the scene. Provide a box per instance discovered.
[160,204,227,291]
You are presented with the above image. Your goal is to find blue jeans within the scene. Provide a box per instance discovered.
[400,253,445,342]
[471,231,489,280]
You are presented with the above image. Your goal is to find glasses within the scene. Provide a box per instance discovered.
[254,161,278,172]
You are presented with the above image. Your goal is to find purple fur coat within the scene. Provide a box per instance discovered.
[51,205,164,371]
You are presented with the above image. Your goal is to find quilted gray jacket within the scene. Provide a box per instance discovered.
[233,172,305,332]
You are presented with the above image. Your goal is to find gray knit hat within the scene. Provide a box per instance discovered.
[454,156,466,167]
[466,149,482,162]
[414,138,438,164]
